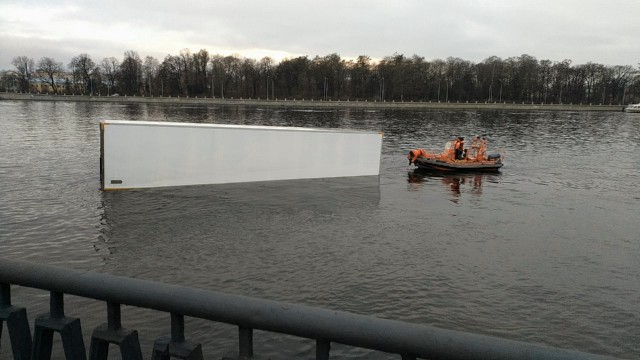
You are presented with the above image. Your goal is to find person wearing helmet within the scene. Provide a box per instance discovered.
[407,148,427,165]
[454,137,465,160]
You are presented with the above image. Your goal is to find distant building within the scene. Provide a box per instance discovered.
[0,70,18,92]
[31,75,69,94]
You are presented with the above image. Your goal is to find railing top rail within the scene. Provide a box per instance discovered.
[0,258,618,360]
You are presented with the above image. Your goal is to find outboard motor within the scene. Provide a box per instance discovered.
[487,153,501,161]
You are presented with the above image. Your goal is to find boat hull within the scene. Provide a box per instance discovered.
[414,157,503,173]
[625,104,640,113]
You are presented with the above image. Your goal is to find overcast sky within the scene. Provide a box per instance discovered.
[1,0,638,71]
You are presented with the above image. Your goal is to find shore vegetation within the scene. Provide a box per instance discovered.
[2,51,639,105]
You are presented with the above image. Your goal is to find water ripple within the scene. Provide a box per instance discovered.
[1,103,638,358]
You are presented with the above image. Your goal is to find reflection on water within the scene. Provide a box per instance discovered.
[407,169,500,203]
[93,176,383,359]
[96,177,380,264]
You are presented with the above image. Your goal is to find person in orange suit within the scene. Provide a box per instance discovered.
[454,137,465,160]
[407,148,428,165]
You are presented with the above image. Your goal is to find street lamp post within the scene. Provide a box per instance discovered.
[324,77,328,101]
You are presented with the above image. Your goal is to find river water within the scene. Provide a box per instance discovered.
[0,100,638,359]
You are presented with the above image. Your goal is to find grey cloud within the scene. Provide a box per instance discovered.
[1,0,639,70]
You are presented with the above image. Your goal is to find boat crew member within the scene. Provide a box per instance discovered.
[407,148,427,165]
[470,135,481,160]
[454,137,465,160]
[478,137,488,160]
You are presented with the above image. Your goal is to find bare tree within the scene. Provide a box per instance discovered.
[101,57,119,95]
[552,59,572,103]
[538,59,553,103]
[426,59,445,102]
[209,54,224,98]
[239,57,258,98]
[179,49,193,96]
[143,56,159,96]
[11,56,35,92]
[160,54,184,96]
[193,49,210,96]
[258,57,275,99]
[610,65,635,104]
[119,51,142,96]
[36,57,63,94]
[210,54,241,98]
[9,47,640,103]
[91,66,102,95]
[347,55,373,99]
[69,54,96,94]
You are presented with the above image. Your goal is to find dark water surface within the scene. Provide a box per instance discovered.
[1,101,639,359]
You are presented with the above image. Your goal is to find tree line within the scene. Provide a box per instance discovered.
[3,50,639,104]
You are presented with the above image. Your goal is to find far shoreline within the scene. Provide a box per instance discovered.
[0,92,627,112]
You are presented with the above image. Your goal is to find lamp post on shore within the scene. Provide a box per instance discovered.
[324,77,328,101]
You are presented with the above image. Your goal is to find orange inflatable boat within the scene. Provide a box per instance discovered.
[407,136,503,173]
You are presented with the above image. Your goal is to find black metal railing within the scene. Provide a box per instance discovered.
[0,259,618,360]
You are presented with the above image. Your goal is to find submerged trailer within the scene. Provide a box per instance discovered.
[100,120,383,190]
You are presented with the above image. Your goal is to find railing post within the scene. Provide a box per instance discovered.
[50,291,64,318]
[151,312,203,360]
[0,283,33,360]
[239,326,253,359]
[32,291,87,360]
[89,301,143,360]
[316,339,330,360]
[0,283,10,306]
[107,301,122,330]
[171,313,185,343]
